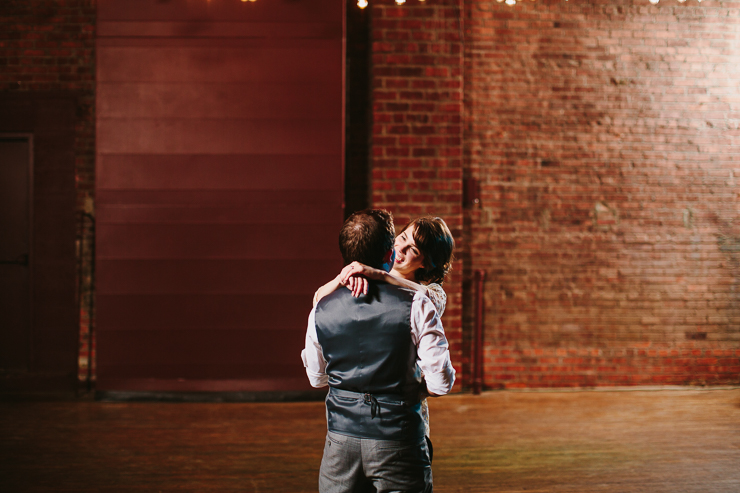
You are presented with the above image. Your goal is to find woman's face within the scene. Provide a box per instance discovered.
[392,226,425,280]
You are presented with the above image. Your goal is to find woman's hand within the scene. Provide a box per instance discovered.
[344,275,368,298]
[338,262,386,298]
[340,262,386,282]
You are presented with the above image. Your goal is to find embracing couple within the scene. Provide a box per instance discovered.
[301,209,456,493]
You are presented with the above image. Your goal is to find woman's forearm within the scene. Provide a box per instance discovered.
[315,263,431,307]
[384,271,428,296]
[313,275,342,306]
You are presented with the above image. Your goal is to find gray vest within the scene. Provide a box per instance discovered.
[315,281,425,441]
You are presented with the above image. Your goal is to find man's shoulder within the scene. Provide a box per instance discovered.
[315,287,350,310]
[316,282,417,310]
[375,281,417,301]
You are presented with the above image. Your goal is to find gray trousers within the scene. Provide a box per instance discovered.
[318,431,433,493]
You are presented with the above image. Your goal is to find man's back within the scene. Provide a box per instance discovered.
[315,281,425,442]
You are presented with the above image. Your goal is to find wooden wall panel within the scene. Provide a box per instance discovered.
[96,0,344,392]
[97,155,340,190]
[98,0,341,23]
[98,83,341,119]
[97,223,337,259]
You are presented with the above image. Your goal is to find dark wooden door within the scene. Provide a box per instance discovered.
[0,136,32,373]
[0,96,78,392]
[96,0,345,392]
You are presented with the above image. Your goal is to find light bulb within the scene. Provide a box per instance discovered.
[677,0,686,2]
[395,0,405,4]
[505,0,516,5]
[358,0,368,7]
[649,0,659,4]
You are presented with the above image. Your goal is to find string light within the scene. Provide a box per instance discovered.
[355,0,703,6]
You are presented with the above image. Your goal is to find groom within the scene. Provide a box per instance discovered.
[302,209,456,493]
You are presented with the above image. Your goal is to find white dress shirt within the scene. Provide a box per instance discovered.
[301,290,456,396]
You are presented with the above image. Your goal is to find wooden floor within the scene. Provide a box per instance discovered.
[1,388,738,492]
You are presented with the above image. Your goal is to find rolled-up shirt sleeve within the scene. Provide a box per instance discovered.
[411,292,456,396]
[301,308,329,388]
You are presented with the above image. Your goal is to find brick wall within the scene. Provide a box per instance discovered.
[463,0,740,387]
[371,0,739,388]
[0,0,95,204]
[369,0,466,387]
[4,0,738,390]
[0,0,96,381]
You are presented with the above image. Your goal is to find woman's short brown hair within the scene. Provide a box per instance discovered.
[402,216,455,285]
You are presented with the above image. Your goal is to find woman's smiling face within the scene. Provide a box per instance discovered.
[392,226,425,280]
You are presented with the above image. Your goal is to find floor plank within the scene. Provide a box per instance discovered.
[0,388,738,492]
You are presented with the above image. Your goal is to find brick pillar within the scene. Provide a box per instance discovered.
[369,0,464,388]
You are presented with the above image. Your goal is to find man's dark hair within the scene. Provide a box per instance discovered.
[339,209,395,268]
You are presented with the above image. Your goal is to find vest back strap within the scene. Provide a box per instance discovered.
[329,387,417,405]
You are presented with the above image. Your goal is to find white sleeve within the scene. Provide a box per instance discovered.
[411,291,456,396]
[301,308,329,388]
[425,283,447,317]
